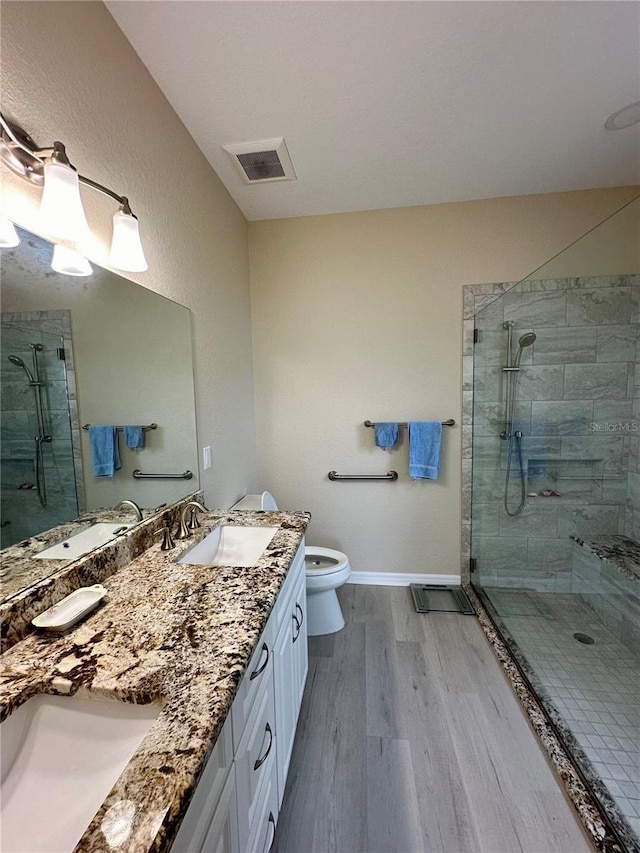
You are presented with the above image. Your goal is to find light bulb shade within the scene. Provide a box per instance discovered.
[0,217,19,247]
[109,210,148,272]
[40,160,89,242]
[51,244,92,277]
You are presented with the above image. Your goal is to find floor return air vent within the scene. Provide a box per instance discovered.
[410,584,475,615]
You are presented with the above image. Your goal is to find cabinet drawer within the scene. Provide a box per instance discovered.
[235,680,277,853]
[199,764,239,853]
[171,715,234,852]
[246,764,279,853]
[231,616,275,751]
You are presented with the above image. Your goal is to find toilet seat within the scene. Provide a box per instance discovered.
[305,546,349,576]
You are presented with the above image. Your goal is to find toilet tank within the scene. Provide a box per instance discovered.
[230,491,279,510]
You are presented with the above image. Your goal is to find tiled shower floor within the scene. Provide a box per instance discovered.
[485,588,640,848]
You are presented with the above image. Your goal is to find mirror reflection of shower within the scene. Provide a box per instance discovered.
[501,321,536,516]
[8,343,51,507]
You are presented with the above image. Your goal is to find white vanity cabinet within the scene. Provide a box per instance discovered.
[170,541,307,853]
[273,554,308,807]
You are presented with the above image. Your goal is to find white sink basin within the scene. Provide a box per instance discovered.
[178,525,279,567]
[34,522,134,560]
[1,693,159,853]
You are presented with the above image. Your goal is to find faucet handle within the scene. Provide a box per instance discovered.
[155,526,176,551]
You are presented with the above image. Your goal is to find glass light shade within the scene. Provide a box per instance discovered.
[51,244,92,277]
[40,160,89,242]
[0,216,19,247]
[109,210,148,272]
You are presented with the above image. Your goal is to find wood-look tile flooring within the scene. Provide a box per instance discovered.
[273,585,593,853]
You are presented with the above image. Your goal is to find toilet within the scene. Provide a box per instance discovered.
[231,491,351,636]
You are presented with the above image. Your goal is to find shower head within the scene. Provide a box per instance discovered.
[518,332,537,348]
[8,354,36,383]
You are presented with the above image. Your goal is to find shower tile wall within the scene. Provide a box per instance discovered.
[1,312,83,547]
[470,275,638,591]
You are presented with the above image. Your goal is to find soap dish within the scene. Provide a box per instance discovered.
[32,584,107,632]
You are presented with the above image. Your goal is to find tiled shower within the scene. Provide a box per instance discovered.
[1,312,82,549]
[465,199,639,852]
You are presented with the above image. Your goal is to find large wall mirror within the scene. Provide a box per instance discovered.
[1,225,199,598]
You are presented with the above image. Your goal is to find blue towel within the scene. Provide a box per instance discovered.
[374,422,399,449]
[88,425,121,477]
[408,421,442,479]
[124,425,145,450]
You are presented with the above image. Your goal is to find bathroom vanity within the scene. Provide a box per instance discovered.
[0,500,310,853]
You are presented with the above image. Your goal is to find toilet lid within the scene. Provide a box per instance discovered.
[305,547,349,576]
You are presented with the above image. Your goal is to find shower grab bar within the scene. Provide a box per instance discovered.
[328,470,398,481]
[132,469,193,480]
[83,423,157,432]
[364,419,455,428]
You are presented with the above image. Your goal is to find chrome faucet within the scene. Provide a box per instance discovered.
[175,500,209,540]
[114,499,143,522]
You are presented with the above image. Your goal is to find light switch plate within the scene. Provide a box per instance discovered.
[203,446,212,470]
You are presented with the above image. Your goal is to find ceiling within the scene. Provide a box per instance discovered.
[107,1,639,222]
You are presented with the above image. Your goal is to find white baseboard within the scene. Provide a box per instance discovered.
[347,571,461,587]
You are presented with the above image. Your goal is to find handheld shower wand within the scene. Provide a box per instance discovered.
[501,325,536,516]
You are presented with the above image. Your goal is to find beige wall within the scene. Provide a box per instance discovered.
[249,187,638,576]
[0,1,257,509]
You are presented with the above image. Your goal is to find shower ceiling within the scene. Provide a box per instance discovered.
[106,1,639,221]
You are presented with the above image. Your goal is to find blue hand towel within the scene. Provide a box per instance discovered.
[88,426,121,477]
[124,425,145,450]
[374,422,399,449]
[408,421,442,479]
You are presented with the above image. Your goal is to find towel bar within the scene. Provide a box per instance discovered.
[132,469,193,480]
[364,419,454,429]
[328,470,398,481]
[83,423,157,432]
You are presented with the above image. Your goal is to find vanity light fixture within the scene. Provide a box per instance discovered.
[51,244,93,277]
[0,215,19,248]
[0,112,147,273]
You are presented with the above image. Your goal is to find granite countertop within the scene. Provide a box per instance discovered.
[0,508,310,853]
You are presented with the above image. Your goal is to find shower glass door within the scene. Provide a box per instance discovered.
[1,324,79,547]
[470,198,640,849]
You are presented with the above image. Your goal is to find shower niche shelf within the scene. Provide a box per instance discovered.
[526,457,619,501]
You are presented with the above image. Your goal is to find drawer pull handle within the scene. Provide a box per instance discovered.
[295,601,304,628]
[292,613,301,643]
[254,722,273,771]
[266,812,276,852]
[250,643,270,680]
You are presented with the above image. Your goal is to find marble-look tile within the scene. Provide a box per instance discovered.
[462,354,474,391]
[560,434,625,466]
[462,320,475,357]
[472,401,530,437]
[531,400,594,435]
[532,326,597,365]
[558,504,622,539]
[503,290,567,327]
[516,364,565,401]
[596,325,638,363]
[472,363,502,402]
[592,400,634,430]
[566,288,633,326]
[529,277,574,291]
[527,537,573,575]
[498,501,560,538]
[564,363,629,400]
[573,275,632,289]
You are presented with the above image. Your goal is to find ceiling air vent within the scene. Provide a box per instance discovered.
[224,137,296,184]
